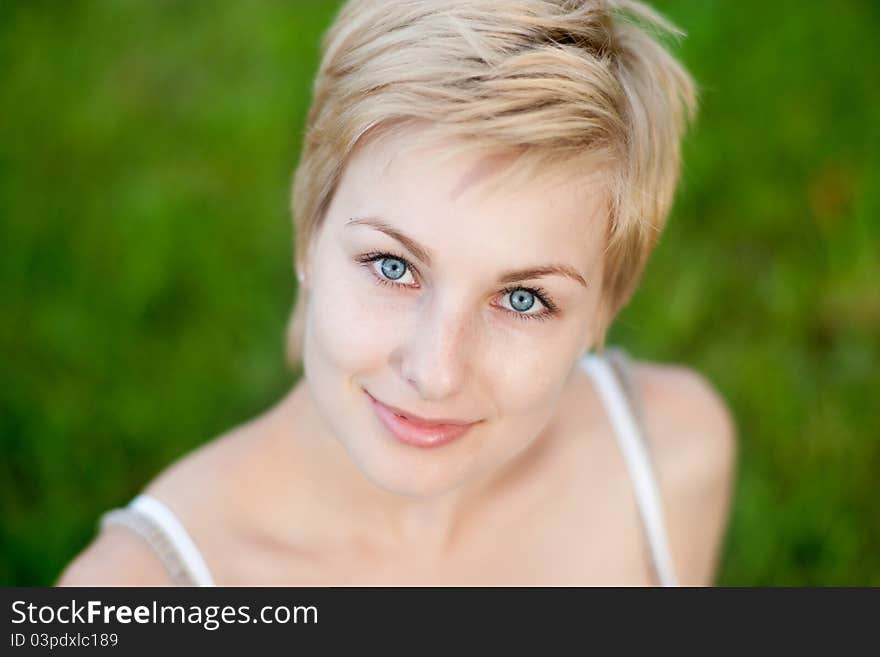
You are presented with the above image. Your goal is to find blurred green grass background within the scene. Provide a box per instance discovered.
[1,0,877,586]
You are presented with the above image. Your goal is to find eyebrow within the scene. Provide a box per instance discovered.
[346,216,589,288]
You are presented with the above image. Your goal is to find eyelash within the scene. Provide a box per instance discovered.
[354,251,560,322]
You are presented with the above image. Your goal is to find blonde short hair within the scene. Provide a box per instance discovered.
[286,0,697,369]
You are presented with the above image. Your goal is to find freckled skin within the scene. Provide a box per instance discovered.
[302,127,607,499]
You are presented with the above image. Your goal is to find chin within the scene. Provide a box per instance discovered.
[342,438,480,499]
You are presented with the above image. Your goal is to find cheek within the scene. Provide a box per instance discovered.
[488,337,578,424]
[308,254,402,372]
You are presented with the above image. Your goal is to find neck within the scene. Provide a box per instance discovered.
[269,378,556,560]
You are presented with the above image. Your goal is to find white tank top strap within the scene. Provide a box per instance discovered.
[99,494,215,587]
[580,348,679,587]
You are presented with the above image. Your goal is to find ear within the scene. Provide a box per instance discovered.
[296,236,318,290]
[295,255,308,289]
[579,331,593,355]
[582,299,608,354]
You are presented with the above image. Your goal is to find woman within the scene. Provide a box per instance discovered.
[58,0,736,586]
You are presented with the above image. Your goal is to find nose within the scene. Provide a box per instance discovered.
[394,292,475,402]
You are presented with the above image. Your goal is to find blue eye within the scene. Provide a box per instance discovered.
[380,257,407,281]
[356,252,418,287]
[508,289,535,312]
[499,286,555,321]
[354,251,559,322]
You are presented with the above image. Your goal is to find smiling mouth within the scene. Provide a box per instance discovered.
[363,390,477,427]
[363,389,479,448]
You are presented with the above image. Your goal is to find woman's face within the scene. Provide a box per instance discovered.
[302,128,607,497]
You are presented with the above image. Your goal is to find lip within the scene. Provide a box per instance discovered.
[365,390,479,449]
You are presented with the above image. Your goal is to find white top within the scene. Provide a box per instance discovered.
[579,351,678,587]
[99,494,215,586]
[100,347,678,586]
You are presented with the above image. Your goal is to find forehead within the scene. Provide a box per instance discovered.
[332,128,608,270]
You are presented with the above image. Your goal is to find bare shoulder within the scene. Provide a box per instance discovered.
[57,395,291,587]
[630,357,738,585]
[56,386,305,587]
[57,428,261,587]
[631,359,738,471]
[56,525,174,586]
